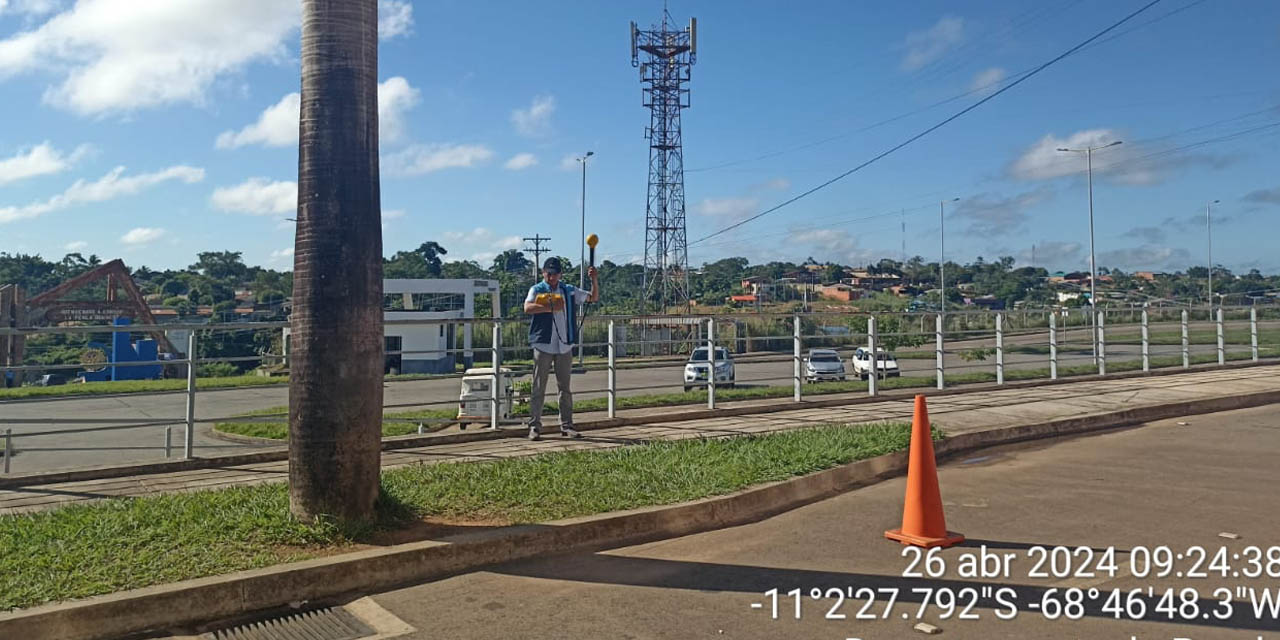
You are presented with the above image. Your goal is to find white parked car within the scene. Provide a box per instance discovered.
[804,348,846,383]
[851,347,900,380]
[684,346,735,392]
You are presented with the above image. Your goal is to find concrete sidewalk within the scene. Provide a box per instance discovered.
[366,404,1280,639]
[1,365,1277,515]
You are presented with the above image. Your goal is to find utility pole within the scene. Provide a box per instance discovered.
[523,234,551,281]
[1057,140,1122,365]
[577,152,593,367]
[939,198,958,312]
[900,209,906,266]
[1206,199,1218,311]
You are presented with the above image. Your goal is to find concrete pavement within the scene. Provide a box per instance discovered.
[365,403,1280,639]
[3,364,1278,516]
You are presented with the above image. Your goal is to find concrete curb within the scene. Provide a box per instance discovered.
[4,386,1279,640]
[2,358,1274,490]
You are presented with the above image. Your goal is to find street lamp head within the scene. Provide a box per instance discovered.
[1104,140,1123,148]
[950,197,959,202]
[1056,148,1072,152]
[1212,199,1220,204]
[585,151,594,158]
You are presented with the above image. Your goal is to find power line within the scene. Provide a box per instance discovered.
[691,0,1167,246]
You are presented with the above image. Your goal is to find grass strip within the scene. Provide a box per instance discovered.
[215,406,457,440]
[0,375,287,400]
[0,421,922,611]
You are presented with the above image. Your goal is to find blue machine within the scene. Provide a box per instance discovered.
[80,317,162,382]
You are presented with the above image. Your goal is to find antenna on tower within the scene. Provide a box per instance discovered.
[630,9,697,312]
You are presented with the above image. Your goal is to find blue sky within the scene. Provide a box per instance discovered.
[1,0,1278,274]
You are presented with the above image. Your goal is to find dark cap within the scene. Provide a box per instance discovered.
[542,257,563,274]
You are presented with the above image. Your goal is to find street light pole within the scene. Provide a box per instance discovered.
[939,198,958,312]
[1058,140,1122,365]
[1206,199,1218,311]
[577,151,593,367]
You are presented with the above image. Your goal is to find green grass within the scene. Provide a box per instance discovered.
[215,406,458,440]
[0,375,287,400]
[0,421,923,611]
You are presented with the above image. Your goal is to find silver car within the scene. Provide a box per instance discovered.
[683,346,735,392]
[804,348,847,383]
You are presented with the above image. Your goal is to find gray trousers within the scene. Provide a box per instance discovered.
[528,348,574,429]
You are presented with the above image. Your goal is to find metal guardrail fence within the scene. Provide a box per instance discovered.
[0,305,1276,474]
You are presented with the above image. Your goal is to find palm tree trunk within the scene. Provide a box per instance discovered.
[289,0,382,523]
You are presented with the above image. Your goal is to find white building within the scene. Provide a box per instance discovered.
[284,279,501,375]
[383,279,501,374]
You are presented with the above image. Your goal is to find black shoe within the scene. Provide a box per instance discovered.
[528,427,541,441]
[560,426,581,439]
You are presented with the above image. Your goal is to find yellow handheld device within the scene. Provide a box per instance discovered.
[535,293,564,306]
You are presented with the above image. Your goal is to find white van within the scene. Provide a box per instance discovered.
[457,367,513,429]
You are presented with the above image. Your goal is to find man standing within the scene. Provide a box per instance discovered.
[524,257,599,440]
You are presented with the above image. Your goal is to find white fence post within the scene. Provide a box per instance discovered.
[184,331,197,459]
[995,313,1004,385]
[164,425,173,459]
[1097,311,1107,376]
[706,318,716,410]
[2,428,10,474]
[607,319,617,418]
[1216,307,1225,366]
[1049,312,1058,380]
[1251,307,1259,362]
[1181,309,1190,369]
[792,315,802,402]
[491,319,501,430]
[1141,309,1150,373]
[935,314,945,390]
[867,315,878,397]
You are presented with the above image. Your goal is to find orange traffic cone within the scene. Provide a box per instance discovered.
[885,395,965,548]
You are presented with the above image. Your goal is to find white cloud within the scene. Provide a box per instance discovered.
[215,92,299,149]
[0,0,62,16]
[0,164,204,223]
[63,240,87,251]
[757,178,791,191]
[0,0,300,115]
[382,208,406,219]
[694,196,759,219]
[268,247,294,263]
[1122,226,1166,244]
[901,16,965,71]
[210,177,296,216]
[558,154,580,171]
[1098,245,1193,271]
[511,95,555,137]
[378,0,413,40]
[969,67,1006,94]
[376,76,420,142]
[0,141,90,185]
[785,228,876,266]
[441,227,523,260]
[384,143,494,176]
[216,77,420,149]
[1009,129,1124,181]
[953,187,1054,237]
[504,152,538,170]
[120,226,165,245]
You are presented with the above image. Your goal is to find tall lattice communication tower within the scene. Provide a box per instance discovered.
[631,11,696,312]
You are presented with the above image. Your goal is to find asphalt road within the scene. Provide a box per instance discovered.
[0,329,1256,474]
[365,404,1280,640]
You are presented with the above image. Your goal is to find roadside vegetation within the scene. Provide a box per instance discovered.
[0,421,925,611]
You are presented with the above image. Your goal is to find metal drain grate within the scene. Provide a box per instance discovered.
[203,606,374,640]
